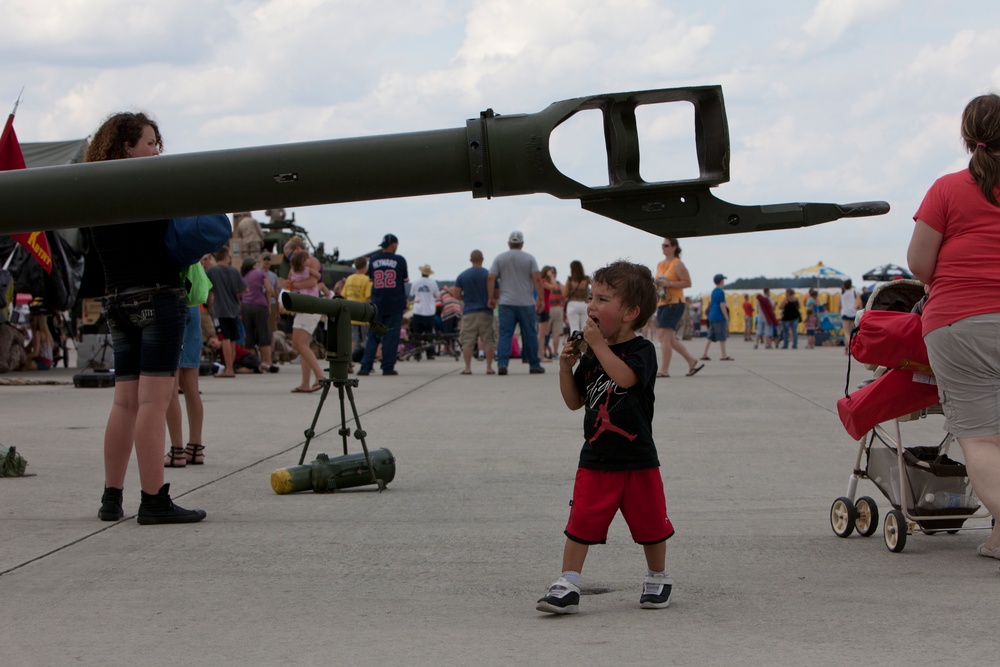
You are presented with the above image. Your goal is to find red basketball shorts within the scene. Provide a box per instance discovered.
[564,467,674,545]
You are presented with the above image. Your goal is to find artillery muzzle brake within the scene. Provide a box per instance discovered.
[0,85,887,237]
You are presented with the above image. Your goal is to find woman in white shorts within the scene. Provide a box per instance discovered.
[563,260,591,334]
[285,243,326,393]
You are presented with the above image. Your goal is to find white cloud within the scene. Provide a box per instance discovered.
[906,28,1000,88]
[781,0,901,56]
[0,0,234,66]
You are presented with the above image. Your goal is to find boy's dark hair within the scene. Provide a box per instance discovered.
[354,256,368,271]
[592,260,657,330]
[212,246,230,262]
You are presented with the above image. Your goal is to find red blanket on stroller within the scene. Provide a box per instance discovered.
[850,310,931,373]
[837,369,940,441]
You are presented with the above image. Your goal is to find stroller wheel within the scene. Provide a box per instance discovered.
[883,509,908,553]
[854,496,879,537]
[830,497,856,538]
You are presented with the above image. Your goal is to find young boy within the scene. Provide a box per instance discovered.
[341,256,372,356]
[205,246,248,378]
[700,273,732,361]
[536,261,674,615]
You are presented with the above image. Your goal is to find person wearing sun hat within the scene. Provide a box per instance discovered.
[409,263,439,360]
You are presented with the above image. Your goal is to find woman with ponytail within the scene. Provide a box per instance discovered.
[907,93,1000,564]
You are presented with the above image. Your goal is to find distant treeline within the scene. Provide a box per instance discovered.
[725,276,845,290]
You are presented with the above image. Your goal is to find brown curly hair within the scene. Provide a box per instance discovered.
[84,111,162,163]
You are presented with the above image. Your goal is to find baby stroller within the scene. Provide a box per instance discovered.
[830,280,993,553]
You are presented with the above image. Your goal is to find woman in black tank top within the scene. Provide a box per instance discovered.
[86,111,206,525]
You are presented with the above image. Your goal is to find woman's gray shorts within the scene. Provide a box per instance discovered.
[924,313,1000,438]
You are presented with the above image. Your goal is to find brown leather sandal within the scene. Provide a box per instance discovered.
[184,443,205,465]
[164,445,187,468]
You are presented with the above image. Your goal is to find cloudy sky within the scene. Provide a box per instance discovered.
[3,0,999,292]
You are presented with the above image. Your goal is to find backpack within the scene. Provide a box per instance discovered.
[1,445,28,477]
[0,322,27,373]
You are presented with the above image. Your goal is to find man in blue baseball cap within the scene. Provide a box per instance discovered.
[700,273,734,361]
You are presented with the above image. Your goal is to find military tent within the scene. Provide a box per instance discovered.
[1,137,91,311]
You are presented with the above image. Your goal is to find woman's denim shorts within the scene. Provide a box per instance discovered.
[178,305,203,369]
[656,303,685,330]
[104,286,186,381]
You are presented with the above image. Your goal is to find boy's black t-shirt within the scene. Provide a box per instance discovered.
[573,336,659,471]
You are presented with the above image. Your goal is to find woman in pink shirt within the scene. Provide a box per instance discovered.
[907,93,1000,563]
[285,247,325,393]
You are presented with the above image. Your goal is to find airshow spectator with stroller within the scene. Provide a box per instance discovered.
[907,92,1000,564]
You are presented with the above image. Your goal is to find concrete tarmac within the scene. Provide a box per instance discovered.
[1,337,996,666]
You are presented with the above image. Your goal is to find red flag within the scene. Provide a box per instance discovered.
[1,113,52,274]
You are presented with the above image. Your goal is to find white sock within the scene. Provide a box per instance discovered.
[561,570,581,586]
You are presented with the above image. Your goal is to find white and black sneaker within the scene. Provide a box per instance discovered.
[639,573,673,609]
[535,577,581,615]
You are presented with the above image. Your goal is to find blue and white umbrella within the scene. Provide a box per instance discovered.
[792,261,850,281]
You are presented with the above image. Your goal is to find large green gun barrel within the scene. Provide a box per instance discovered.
[0,85,888,236]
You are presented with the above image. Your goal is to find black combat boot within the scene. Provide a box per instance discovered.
[98,486,124,521]
[137,483,207,525]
